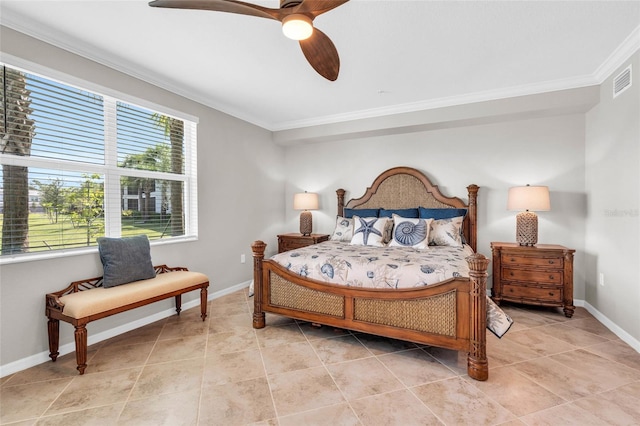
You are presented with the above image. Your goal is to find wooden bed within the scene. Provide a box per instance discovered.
[251,166,490,380]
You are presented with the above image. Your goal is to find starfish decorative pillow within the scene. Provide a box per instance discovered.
[350,216,389,247]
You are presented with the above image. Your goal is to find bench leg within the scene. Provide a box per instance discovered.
[47,318,60,362]
[175,294,182,315]
[74,325,88,375]
[200,287,208,321]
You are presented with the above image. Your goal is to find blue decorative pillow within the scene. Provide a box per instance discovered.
[343,208,379,219]
[379,208,419,218]
[389,215,433,249]
[97,235,156,288]
[418,207,467,220]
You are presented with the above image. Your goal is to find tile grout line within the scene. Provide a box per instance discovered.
[368,343,452,426]
[248,296,281,424]
[195,299,215,426]
[32,373,77,423]
[114,316,166,422]
[300,323,364,425]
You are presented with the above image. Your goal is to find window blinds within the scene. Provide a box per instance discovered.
[0,64,198,260]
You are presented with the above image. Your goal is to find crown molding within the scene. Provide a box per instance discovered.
[593,25,640,83]
[271,74,599,131]
[0,12,272,130]
[2,10,639,133]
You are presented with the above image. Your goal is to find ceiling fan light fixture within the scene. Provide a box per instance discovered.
[282,14,313,40]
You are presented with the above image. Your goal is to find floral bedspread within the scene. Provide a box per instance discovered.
[270,241,474,289]
[270,241,513,337]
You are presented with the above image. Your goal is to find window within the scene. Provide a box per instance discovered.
[0,64,198,262]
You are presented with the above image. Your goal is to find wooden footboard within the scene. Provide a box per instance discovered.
[251,241,490,381]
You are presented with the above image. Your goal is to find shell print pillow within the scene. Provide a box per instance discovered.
[389,215,433,249]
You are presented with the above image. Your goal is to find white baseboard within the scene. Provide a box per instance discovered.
[0,280,251,378]
[577,299,640,353]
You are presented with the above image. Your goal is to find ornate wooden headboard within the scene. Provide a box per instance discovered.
[336,167,479,252]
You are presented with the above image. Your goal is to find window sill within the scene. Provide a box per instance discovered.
[0,235,198,266]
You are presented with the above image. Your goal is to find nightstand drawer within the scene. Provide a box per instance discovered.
[281,240,311,251]
[501,254,563,269]
[502,284,563,303]
[502,268,562,284]
[277,233,330,253]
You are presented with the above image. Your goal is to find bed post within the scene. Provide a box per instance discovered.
[467,184,479,252]
[336,189,345,217]
[252,240,266,329]
[466,253,489,381]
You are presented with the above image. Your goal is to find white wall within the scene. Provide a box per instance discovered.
[585,51,640,343]
[283,113,587,297]
[0,27,285,371]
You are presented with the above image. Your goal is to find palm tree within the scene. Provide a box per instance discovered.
[152,114,184,237]
[1,66,35,255]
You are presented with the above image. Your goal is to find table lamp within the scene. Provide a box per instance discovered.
[507,185,550,246]
[293,192,319,236]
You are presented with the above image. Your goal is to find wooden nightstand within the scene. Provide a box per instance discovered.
[277,233,330,253]
[491,242,575,317]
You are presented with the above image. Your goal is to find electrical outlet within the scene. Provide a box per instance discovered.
[598,272,605,286]
[241,254,246,264]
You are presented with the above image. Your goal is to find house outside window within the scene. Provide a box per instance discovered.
[0,63,198,262]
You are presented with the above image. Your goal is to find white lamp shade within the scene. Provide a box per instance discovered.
[293,192,318,210]
[507,186,550,212]
[282,14,313,40]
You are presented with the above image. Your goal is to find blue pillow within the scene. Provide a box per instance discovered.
[379,208,419,218]
[97,235,156,288]
[419,207,467,220]
[343,208,379,219]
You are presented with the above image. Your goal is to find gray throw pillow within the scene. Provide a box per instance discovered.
[97,235,156,288]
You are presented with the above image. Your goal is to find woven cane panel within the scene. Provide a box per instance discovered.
[269,273,344,317]
[353,291,457,336]
[348,174,451,210]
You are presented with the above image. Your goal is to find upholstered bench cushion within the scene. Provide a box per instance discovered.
[59,271,208,319]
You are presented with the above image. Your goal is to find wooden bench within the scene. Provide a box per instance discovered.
[45,265,209,374]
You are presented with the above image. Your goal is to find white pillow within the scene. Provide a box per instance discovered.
[389,215,433,249]
[429,216,464,247]
[350,216,389,247]
[330,216,354,242]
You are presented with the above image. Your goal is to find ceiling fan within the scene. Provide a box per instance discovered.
[148,0,349,81]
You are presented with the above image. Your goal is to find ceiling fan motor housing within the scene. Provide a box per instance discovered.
[281,0,303,8]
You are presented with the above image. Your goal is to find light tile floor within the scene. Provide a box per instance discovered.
[2,288,640,425]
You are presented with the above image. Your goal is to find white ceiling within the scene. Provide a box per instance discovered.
[1,1,639,131]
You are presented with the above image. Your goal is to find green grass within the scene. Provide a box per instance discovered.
[0,212,171,253]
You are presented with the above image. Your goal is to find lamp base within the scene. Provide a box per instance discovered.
[300,211,312,236]
[516,211,538,246]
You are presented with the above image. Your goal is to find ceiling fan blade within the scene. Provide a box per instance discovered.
[149,0,282,21]
[299,27,340,81]
[294,0,349,18]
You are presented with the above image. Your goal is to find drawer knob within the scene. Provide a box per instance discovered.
[510,272,514,276]
[548,260,555,264]
[549,292,555,296]
[510,258,516,262]
[549,275,554,280]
